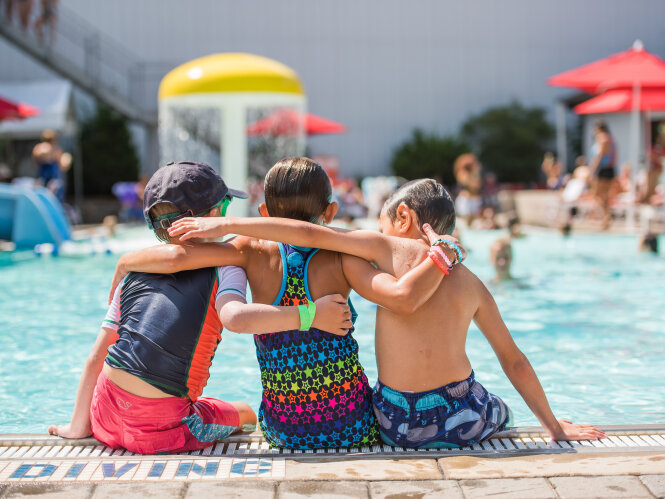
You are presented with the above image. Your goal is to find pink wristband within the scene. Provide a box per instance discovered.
[431,245,453,270]
[428,250,450,275]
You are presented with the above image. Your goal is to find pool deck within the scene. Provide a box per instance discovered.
[0,425,663,498]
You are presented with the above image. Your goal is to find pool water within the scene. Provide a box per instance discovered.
[1,226,663,433]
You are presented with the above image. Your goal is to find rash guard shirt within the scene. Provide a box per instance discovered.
[102,266,247,400]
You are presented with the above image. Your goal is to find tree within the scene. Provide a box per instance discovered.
[79,106,139,195]
[390,129,470,186]
[460,101,554,183]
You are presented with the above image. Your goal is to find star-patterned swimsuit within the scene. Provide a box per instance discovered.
[254,243,379,449]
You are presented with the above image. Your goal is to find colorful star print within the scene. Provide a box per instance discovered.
[254,244,379,449]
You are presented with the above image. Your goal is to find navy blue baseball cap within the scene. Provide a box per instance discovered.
[143,161,248,230]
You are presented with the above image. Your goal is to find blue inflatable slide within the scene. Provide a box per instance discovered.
[0,183,71,250]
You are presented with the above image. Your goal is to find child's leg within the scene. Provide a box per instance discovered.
[228,401,258,428]
[174,397,255,453]
[439,379,512,446]
[487,392,513,431]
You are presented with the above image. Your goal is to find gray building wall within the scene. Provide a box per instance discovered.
[1,0,664,177]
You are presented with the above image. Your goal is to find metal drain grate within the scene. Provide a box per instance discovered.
[0,425,664,461]
[0,426,663,483]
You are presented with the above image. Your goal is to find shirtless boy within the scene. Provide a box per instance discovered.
[169,176,606,448]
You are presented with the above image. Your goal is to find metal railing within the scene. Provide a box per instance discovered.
[0,2,173,125]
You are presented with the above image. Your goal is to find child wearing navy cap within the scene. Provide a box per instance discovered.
[49,161,351,454]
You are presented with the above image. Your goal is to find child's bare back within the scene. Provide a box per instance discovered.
[237,235,350,305]
[373,237,480,392]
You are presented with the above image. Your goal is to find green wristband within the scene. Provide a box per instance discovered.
[298,302,317,331]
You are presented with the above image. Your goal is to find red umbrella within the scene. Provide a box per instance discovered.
[551,41,665,227]
[548,41,665,93]
[574,87,665,114]
[0,95,39,121]
[247,109,346,136]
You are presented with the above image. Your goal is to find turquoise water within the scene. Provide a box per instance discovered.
[1,227,663,433]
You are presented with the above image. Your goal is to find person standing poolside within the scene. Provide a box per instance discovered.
[48,162,351,454]
[111,158,459,449]
[454,153,483,226]
[177,178,607,448]
[33,0,57,45]
[589,120,617,230]
[32,129,71,202]
[644,122,665,204]
[15,0,33,31]
[542,152,564,190]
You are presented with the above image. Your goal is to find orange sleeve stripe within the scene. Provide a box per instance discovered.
[186,280,222,401]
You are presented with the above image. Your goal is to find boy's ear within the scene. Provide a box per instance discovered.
[323,201,338,224]
[258,202,270,218]
[396,202,413,233]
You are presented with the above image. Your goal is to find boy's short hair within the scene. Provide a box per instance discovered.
[264,157,332,222]
[382,179,456,235]
[149,202,179,243]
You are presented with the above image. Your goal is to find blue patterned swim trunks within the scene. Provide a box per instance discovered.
[372,371,512,448]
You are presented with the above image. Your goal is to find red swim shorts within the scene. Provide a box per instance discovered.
[90,372,240,454]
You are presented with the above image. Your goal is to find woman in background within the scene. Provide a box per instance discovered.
[644,122,665,204]
[589,120,617,230]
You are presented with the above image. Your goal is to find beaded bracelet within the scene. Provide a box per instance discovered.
[298,302,317,331]
[428,250,450,275]
[431,244,453,271]
[432,238,464,265]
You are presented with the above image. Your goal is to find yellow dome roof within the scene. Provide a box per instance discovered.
[159,53,305,99]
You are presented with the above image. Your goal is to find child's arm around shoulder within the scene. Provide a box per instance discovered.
[217,294,352,336]
[168,216,394,266]
[109,237,252,303]
[341,225,451,315]
[473,278,606,441]
[214,265,352,336]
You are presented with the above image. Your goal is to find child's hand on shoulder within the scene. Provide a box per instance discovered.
[168,217,228,241]
[421,224,467,263]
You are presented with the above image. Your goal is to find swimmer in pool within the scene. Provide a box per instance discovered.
[491,236,513,283]
[48,162,352,454]
[171,177,607,448]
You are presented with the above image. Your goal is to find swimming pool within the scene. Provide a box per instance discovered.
[1,226,663,433]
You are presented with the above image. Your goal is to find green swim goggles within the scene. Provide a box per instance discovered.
[150,196,232,230]
[213,196,232,217]
[201,196,232,218]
